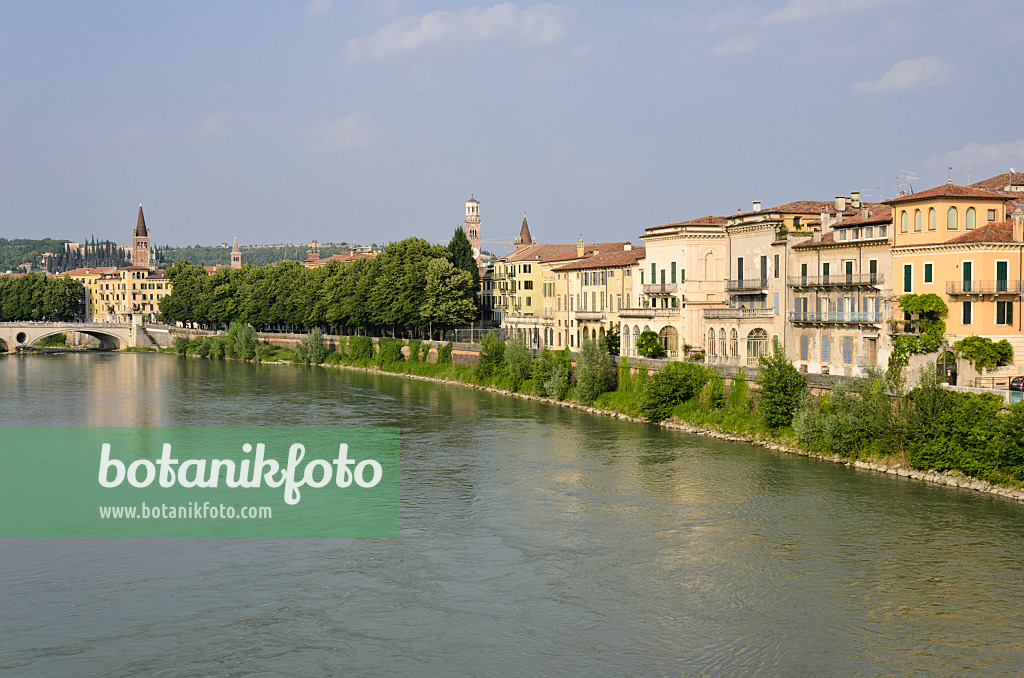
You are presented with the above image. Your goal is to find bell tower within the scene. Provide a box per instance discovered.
[465,194,481,261]
[133,202,152,268]
[231,236,241,269]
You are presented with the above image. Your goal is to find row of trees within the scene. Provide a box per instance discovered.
[160,230,480,336]
[46,238,131,272]
[0,272,84,321]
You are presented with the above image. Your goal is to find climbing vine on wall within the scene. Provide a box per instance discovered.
[954,335,1014,372]
[886,293,948,384]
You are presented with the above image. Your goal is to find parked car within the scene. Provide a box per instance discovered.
[1010,376,1024,391]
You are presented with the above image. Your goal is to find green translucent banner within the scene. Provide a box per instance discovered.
[0,427,399,537]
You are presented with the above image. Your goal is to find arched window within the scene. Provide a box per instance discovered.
[900,211,908,233]
[914,210,922,232]
[623,326,631,356]
[659,326,679,356]
[928,208,936,230]
[730,329,739,357]
[947,206,958,230]
[966,207,976,230]
[708,328,716,357]
[746,328,769,364]
[704,252,715,280]
[719,327,727,360]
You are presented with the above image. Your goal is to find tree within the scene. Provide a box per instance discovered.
[639,361,711,422]
[604,325,620,356]
[448,226,481,290]
[420,258,477,333]
[504,338,533,392]
[476,331,506,380]
[756,338,806,430]
[575,337,618,404]
[955,335,1014,372]
[297,327,327,364]
[635,330,665,358]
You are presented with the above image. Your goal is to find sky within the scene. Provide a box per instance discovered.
[2,0,1023,253]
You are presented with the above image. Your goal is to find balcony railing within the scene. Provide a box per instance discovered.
[946,280,1023,295]
[575,311,606,321]
[726,277,769,292]
[642,283,678,295]
[788,273,884,288]
[653,308,681,317]
[789,311,884,324]
[619,307,655,318]
[703,307,775,319]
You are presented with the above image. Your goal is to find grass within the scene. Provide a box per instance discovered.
[33,333,67,347]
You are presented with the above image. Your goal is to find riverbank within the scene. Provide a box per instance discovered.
[242,353,1024,504]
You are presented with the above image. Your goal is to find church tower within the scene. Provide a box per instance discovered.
[133,202,152,268]
[514,214,533,252]
[231,236,241,269]
[465,195,481,260]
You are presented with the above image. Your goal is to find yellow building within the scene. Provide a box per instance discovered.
[887,180,1024,380]
[59,266,117,321]
[97,266,172,323]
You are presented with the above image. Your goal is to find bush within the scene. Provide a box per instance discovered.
[436,342,453,365]
[955,335,1014,372]
[636,330,666,358]
[324,351,343,365]
[376,337,404,367]
[545,362,571,401]
[172,335,191,356]
[207,336,226,360]
[421,341,432,362]
[349,336,375,364]
[794,369,901,458]
[617,356,631,391]
[727,369,749,410]
[476,332,506,380]
[756,339,805,430]
[532,348,555,397]
[408,339,422,363]
[504,339,533,392]
[640,361,711,422]
[297,328,328,365]
[254,341,274,362]
[703,369,726,409]
[575,338,618,404]
[227,322,258,361]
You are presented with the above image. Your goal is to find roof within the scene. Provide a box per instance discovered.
[551,246,646,271]
[944,221,1016,245]
[969,172,1024,191]
[732,200,836,219]
[832,203,892,227]
[60,267,116,277]
[883,182,1009,205]
[135,204,148,237]
[311,251,375,265]
[516,216,533,245]
[501,241,630,264]
[466,194,479,204]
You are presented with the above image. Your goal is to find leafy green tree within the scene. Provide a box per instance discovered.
[604,326,620,356]
[636,330,665,358]
[640,361,710,422]
[476,331,506,380]
[756,338,806,430]
[504,339,533,392]
[436,342,454,365]
[421,258,477,333]
[227,322,258,361]
[575,337,618,404]
[533,348,556,397]
[172,335,190,356]
[887,293,948,384]
[297,327,328,364]
[448,226,481,290]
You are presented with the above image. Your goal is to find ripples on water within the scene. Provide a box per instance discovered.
[1,353,1024,677]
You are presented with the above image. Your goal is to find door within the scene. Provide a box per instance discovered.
[963,261,972,293]
[866,338,877,365]
[997,261,1008,293]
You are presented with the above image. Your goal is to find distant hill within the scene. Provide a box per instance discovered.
[0,238,71,273]
[156,243,358,267]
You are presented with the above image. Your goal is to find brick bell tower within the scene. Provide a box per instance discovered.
[465,194,481,261]
[133,202,152,268]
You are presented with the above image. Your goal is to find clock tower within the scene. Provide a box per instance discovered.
[465,194,481,261]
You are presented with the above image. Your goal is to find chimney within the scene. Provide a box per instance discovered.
[835,196,847,212]
[851,191,861,208]
[752,200,762,212]
[577,237,585,258]
[861,207,869,220]
[624,243,632,251]
[1013,206,1024,242]
[812,228,821,243]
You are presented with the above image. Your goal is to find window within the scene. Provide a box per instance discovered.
[997,261,1009,292]
[774,254,779,278]
[900,211,908,232]
[525,297,532,307]
[928,208,936,230]
[947,206,958,230]
[671,262,677,284]
[651,263,656,281]
[914,210,922,232]
[523,280,533,290]
[924,263,933,284]
[966,207,976,230]
[865,226,873,238]
[821,337,830,363]
[997,301,1014,326]
[731,329,738,357]
[843,337,853,365]
[822,262,830,281]
[800,336,809,361]
[962,301,972,325]
[879,224,888,237]
[838,230,847,241]
[774,292,779,315]
[869,259,878,283]
[988,209,997,222]
[903,264,912,293]
[708,328,716,357]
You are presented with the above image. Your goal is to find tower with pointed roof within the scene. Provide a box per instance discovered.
[465,195,481,260]
[132,202,152,268]
[231,236,241,269]
[515,214,533,252]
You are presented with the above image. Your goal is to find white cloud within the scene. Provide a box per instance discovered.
[314,112,376,152]
[921,138,1024,182]
[345,3,574,60]
[853,56,954,93]
[711,34,759,56]
[305,0,332,17]
[764,0,887,24]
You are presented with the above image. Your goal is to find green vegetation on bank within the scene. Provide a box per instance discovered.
[33,333,68,347]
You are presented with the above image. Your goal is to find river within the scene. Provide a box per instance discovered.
[1,352,1023,677]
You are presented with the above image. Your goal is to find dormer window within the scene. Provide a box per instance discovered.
[865,226,874,239]
[852,228,861,240]
[838,230,847,241]
[988,209,997,222]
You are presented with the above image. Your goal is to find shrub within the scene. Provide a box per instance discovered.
[727,369,749,410]
[636,330,666,358]
[408,339,422,363]
[476,331,506,380]
[297,328,328,365]
[436,342,453,365]
[227,322,258,361]
[545,362,571,401]
[756,338,806,430]
[703,369,726,409]
[955,335,1014,372]
[794,369,901,458]
[172,335,190,356]
[617,356,631,391]
[532,348,556,397]
[640,361,711,422]
[207,336,226,360]
[575,338,618,404]
[349,336,375,364]
[324,351,343,365]
[254,341,274,362]
[421,341,432,362]
[376,337,404,367]
[504,339,533,392]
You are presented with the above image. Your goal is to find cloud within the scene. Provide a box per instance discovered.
[921,138,1024,182]
[853,56,954,93]
[345,3,574,60]
[305,0,332,16]
[764,0,887,24]
[314,112,376,152]
[711,34,759,56]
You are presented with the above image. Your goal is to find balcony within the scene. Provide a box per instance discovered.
[789,311,884,324]
[575,311,606,321]
[619,307,655,318]
[788,273,884,288]
[652,308,681,317]
[642,283,678,295]
[726,277,769,292]
[704,307,775,319]
[503,313,545,326]
[946,280,1023,295]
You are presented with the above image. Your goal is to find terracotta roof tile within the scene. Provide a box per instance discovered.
[551,247,647,271]
[501,242,629,263]
[60,266,117,276]
[969,172,1024,191]
[883,183,1009,204]
[944,221,1016,244]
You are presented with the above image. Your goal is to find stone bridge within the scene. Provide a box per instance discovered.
[0,322,171,351]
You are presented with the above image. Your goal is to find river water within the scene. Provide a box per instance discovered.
[1,352,1023,677]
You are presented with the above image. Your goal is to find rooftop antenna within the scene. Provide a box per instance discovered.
[875,178,884,202]
[947,166,954,183]
[899,170,918,193]
[966,162,972,184]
